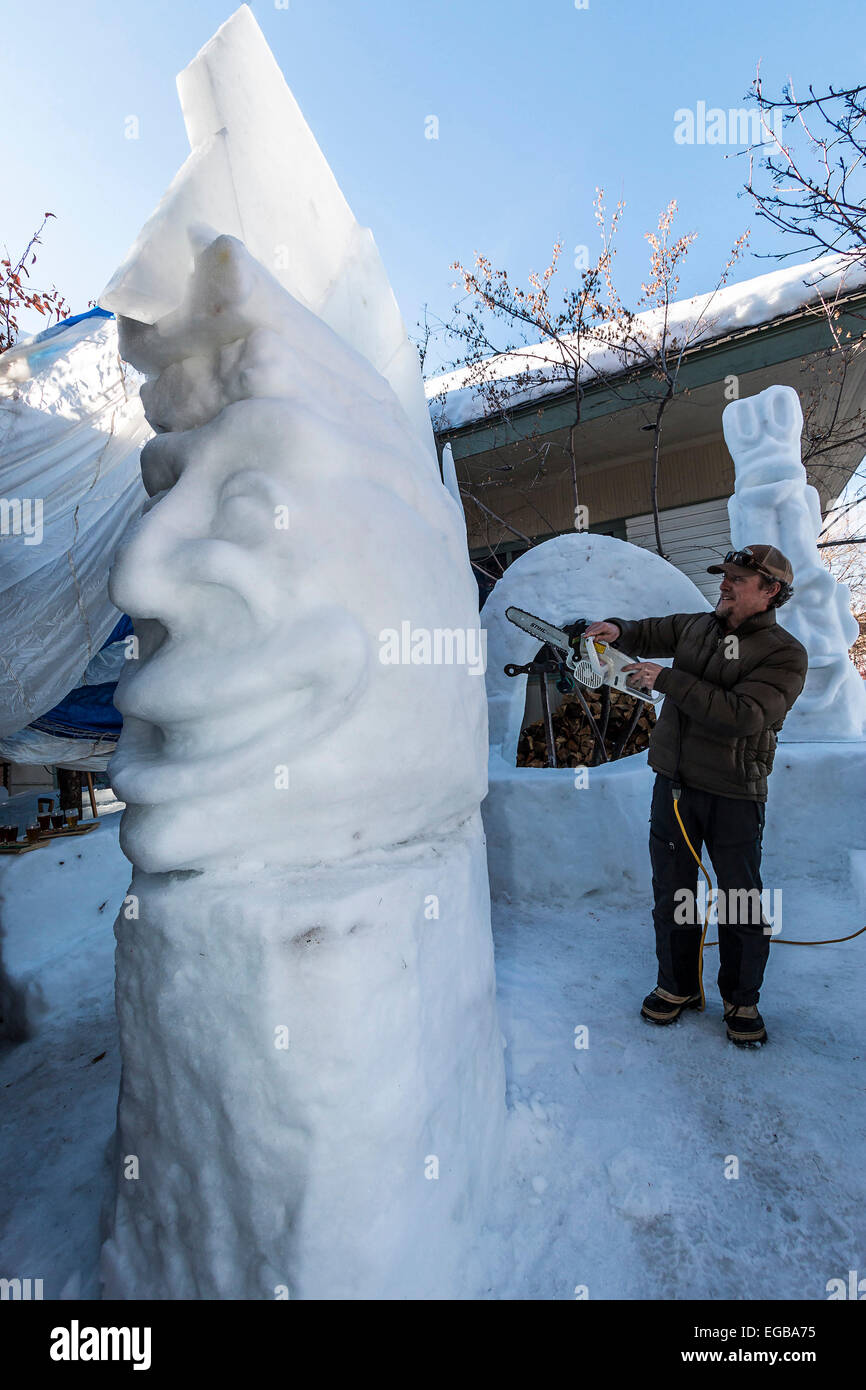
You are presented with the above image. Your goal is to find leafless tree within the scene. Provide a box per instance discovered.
[600,203,748,555]
[436,194,747,563]
[741,71,866,603]
[1,214,69,353]
[443,192,629,544]
[742,75,866,268]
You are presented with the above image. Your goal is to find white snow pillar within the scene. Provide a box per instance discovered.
[722,384,866,740]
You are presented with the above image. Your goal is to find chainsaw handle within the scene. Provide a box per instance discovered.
[623,674,663,704]
[584,637,605,677]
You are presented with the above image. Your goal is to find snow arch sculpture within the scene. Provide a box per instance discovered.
[482,533,710,764]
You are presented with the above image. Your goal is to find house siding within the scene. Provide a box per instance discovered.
[464,436,734,550]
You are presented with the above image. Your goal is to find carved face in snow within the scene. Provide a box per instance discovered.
[109,236,486,874]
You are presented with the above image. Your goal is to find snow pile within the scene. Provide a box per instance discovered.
[723,384,866,739]
[0,312,149,736]
[428,254,866,430]
[99,227,504,1299]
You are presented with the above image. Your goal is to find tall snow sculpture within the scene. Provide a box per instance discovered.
[723,384,866,740]
[98,12,503,1302]
[101,233,504,1301]
[102,3,436,474]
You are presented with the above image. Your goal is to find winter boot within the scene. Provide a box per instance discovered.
[640,986,702,1025]
[723,1001,767,1046]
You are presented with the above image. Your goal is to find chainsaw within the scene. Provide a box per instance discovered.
[505,606,662,705]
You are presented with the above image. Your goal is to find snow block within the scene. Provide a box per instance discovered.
[484,741,866,913]
[850,848,866,917]
[483,748,654,906]
[760,742,866,884]
[101,816,504,1300]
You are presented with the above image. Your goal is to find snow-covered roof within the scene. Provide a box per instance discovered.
[426,253,866,432]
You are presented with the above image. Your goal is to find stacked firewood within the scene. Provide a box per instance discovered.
[517,684,656,767]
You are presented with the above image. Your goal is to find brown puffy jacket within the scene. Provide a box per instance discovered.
[606,608,808,801]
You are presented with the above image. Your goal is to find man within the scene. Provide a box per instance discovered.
[585,544,807,1047]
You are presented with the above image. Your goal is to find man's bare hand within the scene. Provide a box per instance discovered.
[584,620,621,643]
[622,661,664,692]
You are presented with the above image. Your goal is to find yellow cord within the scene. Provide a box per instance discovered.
[670,790,866,985]
[757,926,866,945]
[672,788,713,1011]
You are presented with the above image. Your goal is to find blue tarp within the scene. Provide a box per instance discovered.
[28,615,132,740]
[24,305,113,348]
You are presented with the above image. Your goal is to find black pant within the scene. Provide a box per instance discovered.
[649,774,769,1007]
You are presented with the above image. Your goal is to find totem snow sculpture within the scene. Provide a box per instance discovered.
[98,8,503,1302]
[100,234,504,1301]
[723,384,866,740]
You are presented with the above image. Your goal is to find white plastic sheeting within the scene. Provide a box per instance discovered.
[0,727,117,772]
[0,311,150,738]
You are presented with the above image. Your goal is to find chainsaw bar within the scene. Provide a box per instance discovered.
[504,607,579,660]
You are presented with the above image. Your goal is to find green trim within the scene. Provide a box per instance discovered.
[443,296,866,462]
[468,516,628,560]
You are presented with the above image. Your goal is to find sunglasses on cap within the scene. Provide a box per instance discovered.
[722,549,766,573]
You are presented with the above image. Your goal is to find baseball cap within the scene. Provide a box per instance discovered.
[707,544,793,585]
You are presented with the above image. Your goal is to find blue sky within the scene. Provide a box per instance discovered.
[5,0,865,372]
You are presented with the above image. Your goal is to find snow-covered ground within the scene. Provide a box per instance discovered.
[0,814,127,1300]
[2,803,863,1300]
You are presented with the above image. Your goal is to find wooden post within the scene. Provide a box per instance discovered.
[85,772,99,820]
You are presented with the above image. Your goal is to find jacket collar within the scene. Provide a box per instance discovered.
[716,607,777,637]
